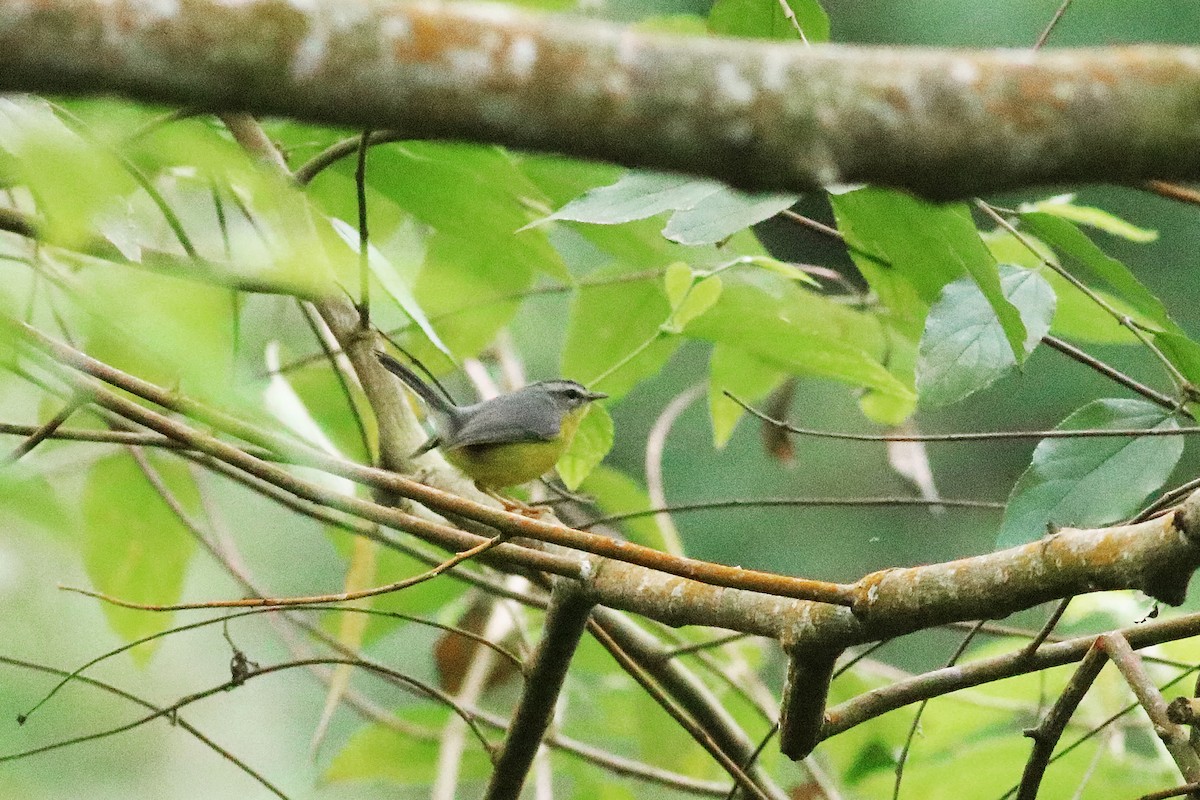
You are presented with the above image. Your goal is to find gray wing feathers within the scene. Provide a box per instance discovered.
[446,389,562,448]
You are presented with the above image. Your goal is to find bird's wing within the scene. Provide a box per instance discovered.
[445,391,561,448]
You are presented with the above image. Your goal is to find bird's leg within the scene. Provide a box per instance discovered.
[481,487,547,518]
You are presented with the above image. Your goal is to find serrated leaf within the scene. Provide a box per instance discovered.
[1020,195,1158,243]
[544,172,721,226]
[708,0,831,42]
[82,453,197,660]
[661,187,797,246]
[328,217,452,359]
[558,404,614,490]
[917,265,1056,406]
[667,275,723,332]
[996,399,1184,548]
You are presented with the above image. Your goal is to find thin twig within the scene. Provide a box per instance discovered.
[3,393,86,463]
[893,620,986,800]
[728,391,1193,441]
[61,533,509,610]
[1033,0,1074,49]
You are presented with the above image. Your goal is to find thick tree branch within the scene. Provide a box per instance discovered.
[3,0,1200,198]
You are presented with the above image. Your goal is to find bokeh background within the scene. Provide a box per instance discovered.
[5,1,1200,797]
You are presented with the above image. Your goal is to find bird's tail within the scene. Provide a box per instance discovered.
[375,351,456,416]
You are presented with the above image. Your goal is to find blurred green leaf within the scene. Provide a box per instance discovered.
[325,708,489,784]
[917,265,1056,407]
[708,0,831,42]
[685,272,914,421]
[0,466,72,535]
[558,404,614,490]
[82,453,197,660]
[663,262,694,309]
[708,345,786,448]
[1154,331,1200,388]
[328,217,452,359]
[579,464,672,550]
[72,262,237,405]
[997,399,1183,548]
[338,142,565,362]
[1020,212,1178,334]
[1020,194,1158,243]
[562,264,679,401]
[665,275,723,333]
[0,97,134,248]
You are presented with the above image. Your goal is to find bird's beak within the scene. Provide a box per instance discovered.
[586,390,608,401]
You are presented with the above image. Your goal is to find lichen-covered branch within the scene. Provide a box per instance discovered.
[4,0,1200,198]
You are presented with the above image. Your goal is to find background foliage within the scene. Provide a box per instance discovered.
[5,0,1200,798]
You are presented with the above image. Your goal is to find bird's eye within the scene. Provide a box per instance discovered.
[565,387,584,401]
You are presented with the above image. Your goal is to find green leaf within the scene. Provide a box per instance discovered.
[663,262,694,309]
[917,265,1056,407]
[996,399,1183,548]
[830,187,1022,359]
[558,404,614,490]
[1020,195,1158,243]
[0,466,72,535]
[708,0,831,42]
[579,465,674,551]
[685,271,914,419]
[545,172,722,226]
[72,262,236,406]
[327,217,452,359]
[1019,212,1178,334]
[0,97,134,248]
[325,708,489,784]
[1154,331,1200,388]
[340,142,565,361]
[562,264,679,402]
[82,453,198,660]
[666,275,723,333]
[661,188,797,246]
[708,345,786,448]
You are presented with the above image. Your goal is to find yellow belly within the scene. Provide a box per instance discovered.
[445,439,565,490]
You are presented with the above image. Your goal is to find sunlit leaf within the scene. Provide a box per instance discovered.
[1020,212,1178,334]
[558,404,614,490]
[708,0,831,42]
[81,453,197,660]
[996,399,1183,548]
[1020,195,1158,243]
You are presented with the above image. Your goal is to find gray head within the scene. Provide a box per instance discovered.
[532,380,608,413]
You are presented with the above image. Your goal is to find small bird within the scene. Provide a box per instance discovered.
[375,351,606,503]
